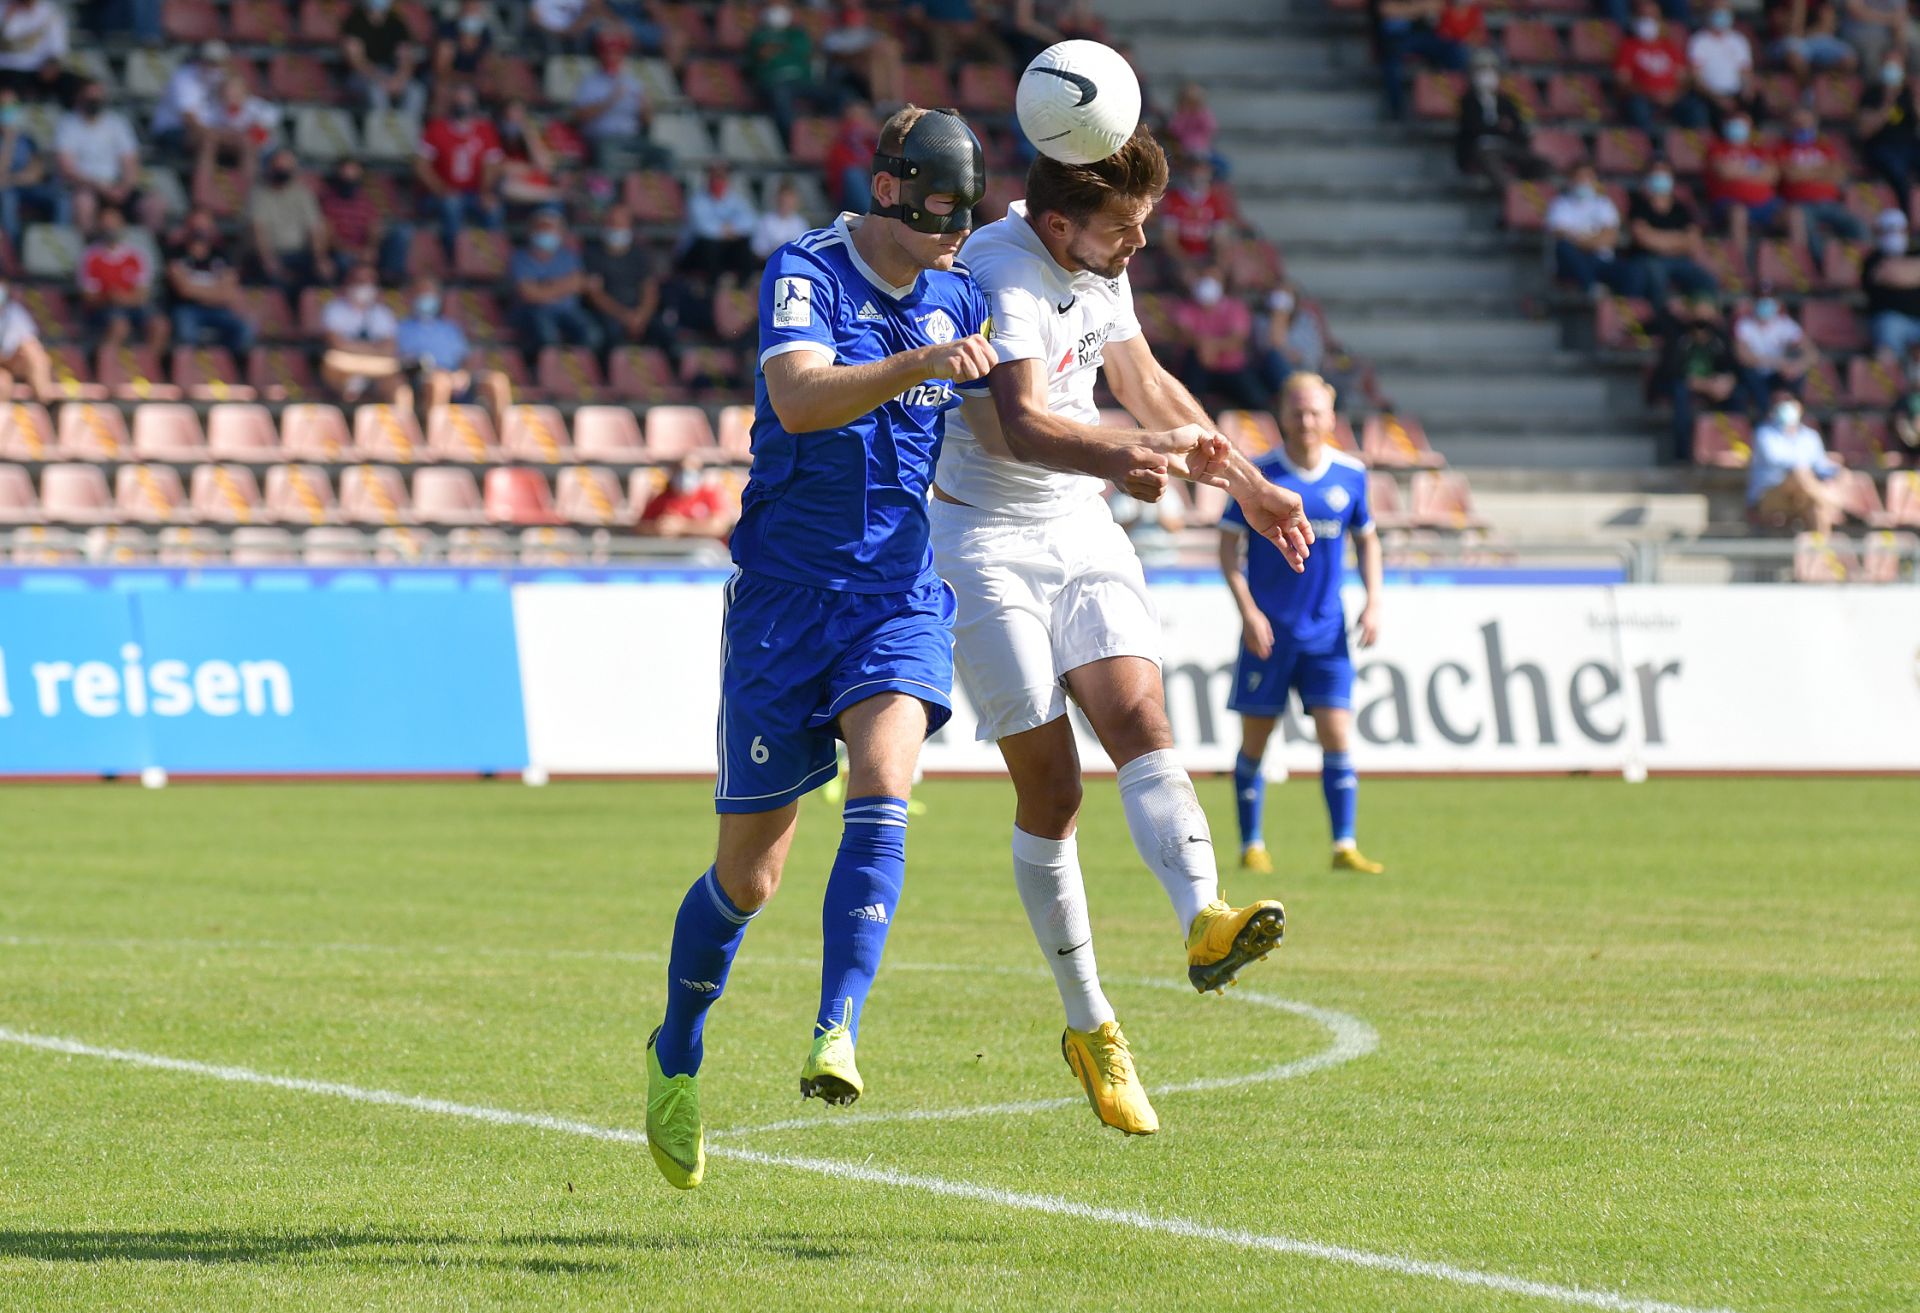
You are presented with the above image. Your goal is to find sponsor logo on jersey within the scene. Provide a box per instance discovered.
[899,380,954,407]
[773,277,812,328]
[856,299,885,322]
[1312,518,1345,539]
[919,308,957,344]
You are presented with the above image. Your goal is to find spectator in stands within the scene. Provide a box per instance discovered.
[150,41,228,159]
[1176,271,1268,410]
[320,261,410,408]
[0,0,72,103]
[583,201,662,349]
[1687,2,1757,128]
[749,2,832,143]
[820,0,905,106]
[344,0,427,119]
[679,163,760,283]
[1161,155,1234,264]
[497,101,565,207]
[605,0,676,60]
[1615,0,1706,139]
[0,87,66,246]
[530,0,602,56]
[0,277,55,401]
[1169,83,1229,178]
[1654,293,1738,462]
[1548,164,1647,297]
[1856,58,1920,210]
[1704,113,1780,254]
[639,456,739,540]
[415,86,505,254]
[1747,390,1842,531]
[1626,164,1719,300]
[1839,0,1910,75]
[903,0,1009,70]
[249,147,332,295]
[1254,283,1318,394]
[573,29,654,172]
[1771,0,1858,82]
[752,180,809,259]
[823,99,879,212]
[1776,106,1864,265]
[166,208,255,358]
[317,159,396,285]
[397,275,511,419]
[55,80,140,235]
[433,0,495,91]
[512,206,602,353]
[1733,293,1818,414]
[1861,208,1920,357]
[79,206,164,349]
[197,74,280,171]
[1374,0,1472,122]
[1455,54,1549,187]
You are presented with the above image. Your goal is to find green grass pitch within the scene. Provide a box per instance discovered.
[0,777,1914,1312]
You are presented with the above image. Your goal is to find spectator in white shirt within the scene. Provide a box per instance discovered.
[1747,391,1842,532]
[55,81,142,235]
[1733,294,1819,416]
[572,29,655,170]
[320,261,412,408]
[680,162,759,281]
[750,180,808,260]
[151,40,228,157]
[1687,3,1757,126]
[1548,164,1648,298]
[0,0,75,103]
[196,75,280,171]
[532,0,602,55]
[0,277,54,400]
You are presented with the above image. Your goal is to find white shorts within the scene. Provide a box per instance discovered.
[929,495,1162,742]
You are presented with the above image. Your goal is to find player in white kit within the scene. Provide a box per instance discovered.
[931,127,1313,1136]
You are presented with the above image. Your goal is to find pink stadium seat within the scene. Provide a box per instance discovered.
[1367,471,1412,531]
[0,402,55,460]
[163,0,221,41]
[189,463,266,524]
[0,463,39,523]
[269,52,335,103]
[1846,356,1900,407]
[454,230,510,281]
[713,286,757,341]
[280,403,351,462]
[1830,415,1893,468]
[1822,242,1864,291]
[1502,19,1564,64]
[264,463,339,525]
[1756,242,1819,295]
[901,63,955,105]
[1594,296,1657,351]
[1595,128,1653,174]
[1861,529,1916,581]
[353,404,427,463]
[712,1,755,50]
[1697,239,1750,292]
[1792,530,1858,582]
[1800,357,1844,409]
[624,172,686,225]
[338,464,413,525]
[501,405,576,463]
[131,403,208,462]
[207,403,281,460]
[190,165,250,220]
[573,405,645,461]
[489,55,541,105]
[1546,72,1607,121]
[115,463,189,524]
[1412,70,1462,119]
[483,467,562,525]
[1812,73,1861,120]
[57,403,130,460]
[555,466,629,526]
[682,59,753,111]
[46,345,104,399]
[244,347,318,402]
[1836,469,1892,526]
[1691,413,1753,467]
[473,347,532,390]
[1800,300,1868,352]
[537,347,605,399]
[97,346,179,400]
[38,464,114,524]
[229,526,300,565]
[411,467,486,526]
[1218,409,1281,457]
[1886,470,1920,525]
[716,404,754,460]
[1530,128,1587,172]
[302,526,371,566]
[1410,470,1488,531]
[643,405,717,460]
[1502,180,1551,232]
[1330,416,1362,459]
[230,0,287,42]
[789,117,836,166]
[627,466,663,520]
[171,347,253,401]
[1362,413,1445,469]
[426,404,501,463]
[405,229,449,282]
[1569,18,1620,64]
[609,347,682,401]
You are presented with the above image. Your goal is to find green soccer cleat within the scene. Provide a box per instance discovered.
[645,1026,705,1189]
[799,1009,864,1106]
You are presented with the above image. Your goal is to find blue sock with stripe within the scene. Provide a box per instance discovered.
[654,867,755,1078]
[1233,752,1266,849]
[1322,751,1358,846]
[816,796,909,1042]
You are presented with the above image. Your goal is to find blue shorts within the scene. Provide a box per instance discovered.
[1228,635,1353,717]
[714,570,955,814]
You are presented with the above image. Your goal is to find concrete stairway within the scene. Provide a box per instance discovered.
[1103,0,1666,470]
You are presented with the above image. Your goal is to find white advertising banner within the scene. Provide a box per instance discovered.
[512,582,1920,776]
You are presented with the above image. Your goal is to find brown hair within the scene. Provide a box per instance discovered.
[877,104,932,158]
[1023,125,1169,227]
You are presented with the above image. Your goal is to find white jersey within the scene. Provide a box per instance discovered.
[936,201,1143,518]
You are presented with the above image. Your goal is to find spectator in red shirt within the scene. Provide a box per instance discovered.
[1705,112,1781,254]
[1776,105,1865,265]
[639,457,739,540]
[414,85,504,256]
[1160,156,1235,263]
[1175,271,1267,410]
[78,206,165,349]
[1614,0,1708,139]
[822,99,878,212]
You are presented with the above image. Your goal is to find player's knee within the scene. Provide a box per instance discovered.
[1014,766,1083,835]
[714,862,781,912]
[1313,708,1354,753]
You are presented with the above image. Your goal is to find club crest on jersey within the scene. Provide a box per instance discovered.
[773,277,812,328]
[1325,485,1351,512]
[919,308,957,344]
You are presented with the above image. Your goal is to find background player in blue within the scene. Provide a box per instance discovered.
[644,106,995,1191]
[1218,373,1388,876]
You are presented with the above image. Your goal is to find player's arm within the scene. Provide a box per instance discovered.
[763,337,993,434]
[1354,523,1383,648]
[1217,519,1273,660]
[987,356,1206,502]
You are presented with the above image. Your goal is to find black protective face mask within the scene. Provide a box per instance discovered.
[870,110,985,235]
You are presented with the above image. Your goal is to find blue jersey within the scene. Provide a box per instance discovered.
[732,215,992,594]
[1221,446,1373,652]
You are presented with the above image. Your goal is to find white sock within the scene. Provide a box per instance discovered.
[1011,826,1115,1033]
[1115,749,1220,935]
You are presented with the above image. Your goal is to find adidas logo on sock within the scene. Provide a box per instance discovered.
[678,977,719,993]
[849,903,889,923]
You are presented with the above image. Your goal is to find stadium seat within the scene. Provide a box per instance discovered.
[374,526,436,565]
[1594,296,1657,351]
[46,346,105,400]
[472,347,532,392]
[1886,470,1920,526]
[1410,470,1488,531]
[1800,300,1868,352]
[901,63,955,106]
[1691,412,1753,467]
[39,463,115,524]
[171,347,253,400]
[608,347,682,400]
[624,171,687,225]
[0,463,38,523]
[338,464,413,525]
[162,0,221,41]
[57,403,130,460]
[715,404,754,460]
[643,405,717,460]
[188,463,266,524]
[627,466,663,519]
[229,526,301,565]
[131,403,207,462]
[679,347,738,395]
[1801,357,1844,409]
[1546,72,1607,121]
[1757,72,1799,119]
[1861,528,1917,581]
[650,113,715,162]
[573,405,645,461]
[426,405,501,463]
[1502,180,1551,232]
[84,525,153,564]
[1530,128,1588,173]
[555,466,628,526]
[1830,415,1893,468]
[1218,409,1280,457]
[10,525,81,563]
[232,0,288,42]
[716,115,786,166]
[517,523,587,565]
[537,347,604,398]
[1362,413,1445,468]
[1846,356,1900,407]
[543,55,594,104]
[280,403,351,462]
[1756,242,1819,295]
[1697,240,1750,292]
[1595,129,1653,174]
[21,223,78,276]
[1837,469,1893,526]
[1569,18,1620,63]
[411,466,486,525]
[15,286,74,337]
[97,346,179,400]
[363,111,422,162]
[353,404,426,463]
[124,49,179,97]
[1812,73,1861,120]
[1367,471,1412,531]
[483,467,562,525]
[247,346,321,400]
[453,229,510,281]
[1792,530,1858,582]
[303,526,372,566]
[683,59,753,111]
[293,107,360,161]
[501,405,575,463]
[713,285,757,340]
[1821,241,1864,291]
[0,402,55,460]
[446,526,515,564]
[788,116,835,167]
[264,463,339,525]
[445,288,503,338]
[269,52,335,103]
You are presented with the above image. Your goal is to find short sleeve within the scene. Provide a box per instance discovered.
[1351,472,1375,533]
[983,279,1047,366]
[320,299,354,337]
[757,243,838,368]
[1109,269,1143,344]
[370,307,398,339]
[1219,493,1249,534]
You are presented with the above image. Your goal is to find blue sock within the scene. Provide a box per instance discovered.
[1233,752,1266,849]
[1322,751,1358,846]
[816,796,908,1042]
[654,867,754,1078]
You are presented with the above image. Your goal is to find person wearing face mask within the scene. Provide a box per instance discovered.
[1548,164,1649,297]
[0,277,55,402]
[1158,155,1233,263]
[1455,55,1550,186]
[1732,291,1819,417]
[583,202,664,348]
[1255,282,1327,395]
[432,0,494,86]
[317,161,394,283]
[1747,389,1843,532]
[395,275,512,421]
[1653,293,1738,462]
[1860,209,1920,358]
[1686,2,1757,126]
[343,0,427,118]
[512,207,603,354]
[1776,107,1864,267]
[1856,57,1920,209]
[54,80,140,235]
[247,148,333,294]
[638,456,739,540]
[320,263,410,408]
[166,208,255,358]
[1625,165,1719,302]
[1613,0,1708,138]
[748,1,835,142]
[415,86,506,256]
[1704,114,1779,256]
[679,163,762,283]
[1174,270,1268,410]
[0,86,68,248]
[573,29,659,173]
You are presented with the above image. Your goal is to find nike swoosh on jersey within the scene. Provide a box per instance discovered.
[1055,296,1075,313]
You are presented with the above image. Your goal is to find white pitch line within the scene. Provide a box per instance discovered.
[0,1025,1737,1313]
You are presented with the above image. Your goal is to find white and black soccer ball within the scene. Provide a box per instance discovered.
[1016,39,1142,166]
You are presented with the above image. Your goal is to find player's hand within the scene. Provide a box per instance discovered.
[1238,483,1314,572]
[1242,609,1274,660]
[924,334,996,383]
[1143,422,1211,457]
[1169,433,1233,489]
[1117,445,1171,502]
[1356,601,1381,649]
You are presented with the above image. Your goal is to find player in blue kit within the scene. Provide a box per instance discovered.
[1218,373,1387,876]
[644,106,997,1190]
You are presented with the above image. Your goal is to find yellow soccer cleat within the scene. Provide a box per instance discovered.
[1331,845,1385,874]
[1061,1021,1159,1136]
[799,1011,864,1106]
[645,1027,705,1190]
[1186,896,1287,994]
[1239,842,1273,874]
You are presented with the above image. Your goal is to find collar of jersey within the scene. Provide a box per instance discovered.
[1270,444,1336,483]
[834,213,921,302]
[1008,201,1084,295]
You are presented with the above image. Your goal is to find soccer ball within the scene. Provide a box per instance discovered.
[1016,40,1142,166]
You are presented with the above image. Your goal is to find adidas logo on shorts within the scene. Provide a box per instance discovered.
[849,903,890,923]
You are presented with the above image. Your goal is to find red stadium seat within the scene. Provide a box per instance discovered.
[555,466,629,526]
[0,463,38,523]
[488,55,541,105]
[1757,72,1799,119]
[264,463,339,524]
[1697,240,1750,293]
[1821,242,1864,291]
[1595,296,1658,351]
[573,405,645,461]
[1362,413,1445,469]
[453,229,510,281]
[1847,356,1901,407]
[426,404,501,463]
[608,346,682,400]
[171,347,253,401]
[189,463,266,524]
[411,466,486,525]
[247,347,321,401]
[682,60,753,111]
[1530,128,1588,173]
[353,404,427,463]
[132,403,208,461]
[1691,412,1753,467]
[1502,20,1564,64]
[483,467,562,525]
[269,52,335,103]
[57,403,130,460]
[1886,470,1920,525]
[712,2,755,50]
[1410,470,1487,531]
[280,403,351,462]
[1568,19,1620,64]
[231,0,288,42]
[1412,71,1462,120]
[624,172,686,225]
[1595,129,1653,174]
[716,404,754,460]
[537,347,604,400]
[1502,180,1551,232]
[405,228,448,282]
[1812,73,1861,120]
[643,405,717,460]
[1831,415,1894,469]
[1800,299,1867,351]
[1367,471,1412,531]
[39,463,115,524]
[501,405,576,463]
[97,346,179,400]
[338,464,413,525]
[190,164,250,220]
[1546,72,1607,121]
[114,464,189,524]
[163,0,221,41]
[901,63,954,106]
[0,402,55,460]
[789,117,836,167]
[1756,242,1819,294]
